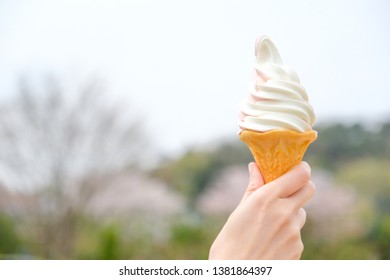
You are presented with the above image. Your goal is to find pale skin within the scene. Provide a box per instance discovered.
[209,162,315,260]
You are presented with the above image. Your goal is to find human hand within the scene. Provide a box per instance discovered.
[209,162,315,260]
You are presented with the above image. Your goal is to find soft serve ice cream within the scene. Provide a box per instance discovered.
[238,36,315,133]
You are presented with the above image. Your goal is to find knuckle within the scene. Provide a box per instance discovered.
[247,181,259,191]
[293,228,302,241]
[297,165,310,184]
[295,241,304,258]
[306,181,316,199]
[307,180,315,193]
[301,209,307,223]
[290,239,304,259]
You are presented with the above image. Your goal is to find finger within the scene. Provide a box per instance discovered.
[297,208,307,229]
[289,181,315,210]
[241,162,265,203]
[266,162,311,198]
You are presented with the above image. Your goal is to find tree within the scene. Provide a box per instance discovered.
[0,76,145,258]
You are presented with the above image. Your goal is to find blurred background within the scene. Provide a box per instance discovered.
[0,0,389,259]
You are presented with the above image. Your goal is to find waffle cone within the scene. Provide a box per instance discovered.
[240,129,317,183]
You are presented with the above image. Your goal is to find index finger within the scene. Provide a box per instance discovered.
[261,162,311,198]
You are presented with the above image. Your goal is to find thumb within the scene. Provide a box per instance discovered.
[241,162,265,204]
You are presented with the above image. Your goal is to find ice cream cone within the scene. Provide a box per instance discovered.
[240,129,317,183]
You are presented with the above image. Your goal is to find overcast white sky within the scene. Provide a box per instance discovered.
[1,0,389,156]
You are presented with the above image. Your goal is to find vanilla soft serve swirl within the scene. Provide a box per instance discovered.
[238,36,315,133]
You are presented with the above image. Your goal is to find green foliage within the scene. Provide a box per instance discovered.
[158,222,212,259]
[0,213,21,256]
[307,121,390,169]
[97,224,120,260]
[368,215,390,259]
[336,158,390,196]
[153,152,216,211]
[302,238,375,260]
[72,217,219,259]
[153,140,252,208]
[154,151,214,198]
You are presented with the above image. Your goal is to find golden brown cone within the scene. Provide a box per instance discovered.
[240,129,317,183]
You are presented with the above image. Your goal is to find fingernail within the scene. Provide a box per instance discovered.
[302,161,311,173]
